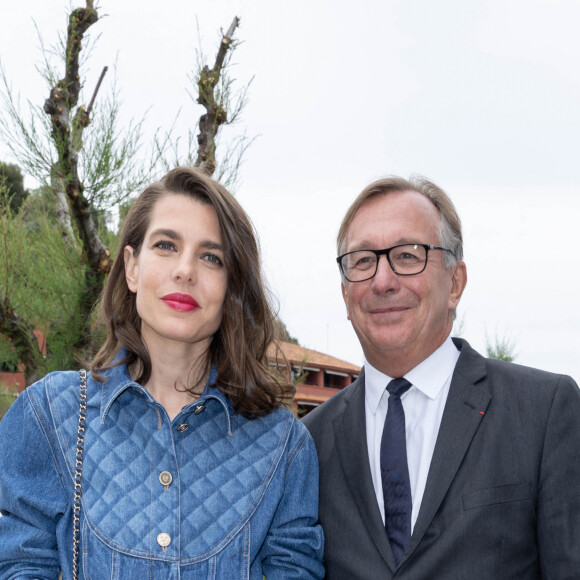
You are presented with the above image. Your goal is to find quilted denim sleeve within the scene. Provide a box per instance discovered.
[0,383,68,580]
[259,421,325,579]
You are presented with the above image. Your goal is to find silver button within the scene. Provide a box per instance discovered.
[157,532,171,548]
[177,423,189,432]
[194,404,206,415]
[159,471,172,487]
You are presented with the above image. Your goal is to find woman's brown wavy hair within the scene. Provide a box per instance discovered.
[91,167,294,417]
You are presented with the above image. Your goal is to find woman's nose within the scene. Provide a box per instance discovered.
[173,254,196,282]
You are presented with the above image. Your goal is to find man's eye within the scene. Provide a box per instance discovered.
[352,254,376,269]
[394,251,421,263]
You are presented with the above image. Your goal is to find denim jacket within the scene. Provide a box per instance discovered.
[0,360,324,579]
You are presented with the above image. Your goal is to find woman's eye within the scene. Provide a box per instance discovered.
[154,241,175,251]
[203,253,224,267]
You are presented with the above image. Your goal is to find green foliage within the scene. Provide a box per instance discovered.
[274,319,299,345]
[0,183,91,374]
[0,64,155,217]
[452,313,466,338]
[79,82,159,212]
[0,65,56,190]
[486,331,517,362]
[291,356,309,386]
[0,392,17,420]
[0,334,19,372]
[0,162,29,214]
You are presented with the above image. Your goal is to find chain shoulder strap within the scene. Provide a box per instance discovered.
[73,369,87,580]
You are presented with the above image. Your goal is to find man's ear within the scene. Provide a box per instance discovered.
[449,261,467,310]
[124,246,138,293]
[341,282,351,321]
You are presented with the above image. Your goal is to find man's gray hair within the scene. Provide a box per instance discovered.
[336,175,463,270]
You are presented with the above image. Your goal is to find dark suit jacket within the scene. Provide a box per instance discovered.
[303,338,580,579]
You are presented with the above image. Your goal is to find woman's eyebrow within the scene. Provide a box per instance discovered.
[149,228,181,240]
[149,230,223,251]
[200,240,224,251]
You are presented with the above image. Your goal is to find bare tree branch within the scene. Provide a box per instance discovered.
[86,66,108,116]
[195,16,240,176]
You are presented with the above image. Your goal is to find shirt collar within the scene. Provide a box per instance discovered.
[97,349,235,434]
[364,336,460,414]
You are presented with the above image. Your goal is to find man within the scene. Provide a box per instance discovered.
[303,176,580,579]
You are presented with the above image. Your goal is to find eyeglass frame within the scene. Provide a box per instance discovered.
[336,243,455,282]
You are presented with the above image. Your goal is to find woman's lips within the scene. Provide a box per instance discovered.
[161,293,200,312]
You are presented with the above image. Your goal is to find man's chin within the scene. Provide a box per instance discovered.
[361,331,414,358]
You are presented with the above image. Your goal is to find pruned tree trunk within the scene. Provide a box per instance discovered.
[195,16,240,176]
[52,173,76,248]
[42,3,110,350]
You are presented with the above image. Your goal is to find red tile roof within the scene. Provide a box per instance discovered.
[267,341,360,373]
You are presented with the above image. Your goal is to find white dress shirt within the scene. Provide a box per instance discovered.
[365,336,460,532]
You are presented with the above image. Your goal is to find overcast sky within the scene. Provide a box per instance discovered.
[1,0,579,381]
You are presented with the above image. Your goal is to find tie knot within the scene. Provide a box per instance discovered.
[387,377,412,398]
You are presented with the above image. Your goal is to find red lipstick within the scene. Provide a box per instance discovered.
[161,293,200,312]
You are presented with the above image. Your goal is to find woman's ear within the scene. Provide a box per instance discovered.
[124,246,138,293]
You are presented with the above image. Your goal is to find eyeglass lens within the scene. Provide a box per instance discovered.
[341,244,427,281]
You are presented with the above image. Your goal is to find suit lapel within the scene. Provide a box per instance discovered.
[332,370,398,572]
[407,339,491,555]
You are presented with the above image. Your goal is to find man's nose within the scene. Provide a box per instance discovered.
[371,254,400,291]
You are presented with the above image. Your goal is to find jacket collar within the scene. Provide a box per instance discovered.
[96,349,235,434]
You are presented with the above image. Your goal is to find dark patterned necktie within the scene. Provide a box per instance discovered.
[380,377,412,565]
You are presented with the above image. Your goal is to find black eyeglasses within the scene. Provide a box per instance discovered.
[336,243,455,282]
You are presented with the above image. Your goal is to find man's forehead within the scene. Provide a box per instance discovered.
[346,191,440,240]
[355,189,434,213]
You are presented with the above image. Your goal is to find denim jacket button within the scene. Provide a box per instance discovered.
[157,532,171,548]
[159,471,173,487]
[194,404,206,415]
[177,423,189,432]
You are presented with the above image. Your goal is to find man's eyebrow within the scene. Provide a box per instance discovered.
[347,238,421,251]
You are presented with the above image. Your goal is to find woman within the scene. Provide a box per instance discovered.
[0,167,324,579]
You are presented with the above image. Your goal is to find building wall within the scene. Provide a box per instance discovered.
[293,365,359,418]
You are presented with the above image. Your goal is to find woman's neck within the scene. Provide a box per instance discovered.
[138,339,211,421]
